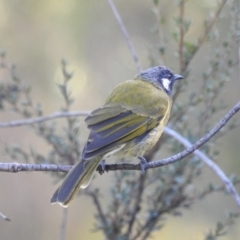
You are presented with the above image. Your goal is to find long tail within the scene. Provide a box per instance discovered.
[51,157,102,207]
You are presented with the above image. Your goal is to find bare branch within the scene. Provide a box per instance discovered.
[146,101,240,167]
[107,0,141,73]
[86,190,110,237]
[0,162,71,173]
[186,0,227,68]
[197,0,227,51]
[125,174,146,238]
[178,0,185,72]
[164,126,240,209]
[0,111,90,128]
[1,101,239,209]
[0,211,11,221]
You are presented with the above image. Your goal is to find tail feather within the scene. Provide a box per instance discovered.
[51,157,102,207]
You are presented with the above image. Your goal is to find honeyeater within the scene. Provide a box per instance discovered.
[51,66,183,207]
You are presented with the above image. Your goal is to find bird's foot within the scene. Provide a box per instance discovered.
[98,160,106,175]
[138,156,148,174]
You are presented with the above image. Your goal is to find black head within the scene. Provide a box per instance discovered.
[135,66,183,95]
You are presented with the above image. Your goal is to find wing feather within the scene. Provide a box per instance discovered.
[85,106,123,125]
[85,117,148,153]
[83,118,152,159]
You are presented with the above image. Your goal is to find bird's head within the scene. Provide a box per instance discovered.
[135,66,183,95]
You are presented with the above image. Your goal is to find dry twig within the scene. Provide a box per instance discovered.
[107,0,141,73]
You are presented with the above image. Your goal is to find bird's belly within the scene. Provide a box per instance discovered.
[119,124,165,157]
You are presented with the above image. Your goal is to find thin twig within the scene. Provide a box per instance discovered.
[178,0,185,72]
[107,0,141,73]
[0,162,71,172]
[86,191,110,238]
[0,211,11,221]
[164,126,240,209]
[132,189,185,240]
[125,174,146,238]
[173,0,228,105]
[0,111,90,128]
[60,208,68,240]
[172,0,186,104]
[198,0,227,50]
[187,0,227,68]
[152,3,166,65]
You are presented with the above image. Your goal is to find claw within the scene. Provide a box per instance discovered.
[138,156,147,174]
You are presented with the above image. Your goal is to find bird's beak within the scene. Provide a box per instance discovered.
[174,74,184,80]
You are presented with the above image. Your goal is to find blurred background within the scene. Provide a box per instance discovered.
[0,0,239,239]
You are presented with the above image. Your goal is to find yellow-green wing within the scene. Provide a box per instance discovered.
[83,79,171,160]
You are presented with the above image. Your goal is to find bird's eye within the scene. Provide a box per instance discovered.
[168,74,171,79]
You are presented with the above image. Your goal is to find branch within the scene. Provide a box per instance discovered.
[0,211,11,221]
[164,126,240,210]
[178,0,185,72]
[125,174,146,238]
[1,101,240,209]
[0,111,90,128]
[86,190,110,238]
[197,0,227,50]
[107,0,141,73]
[186,0,227,68]
[0,162,71,173]
[146,101,240,168]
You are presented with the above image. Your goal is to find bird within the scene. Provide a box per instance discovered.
[51,66,183,207]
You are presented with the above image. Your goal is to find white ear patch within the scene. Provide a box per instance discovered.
[161,78,171,91]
